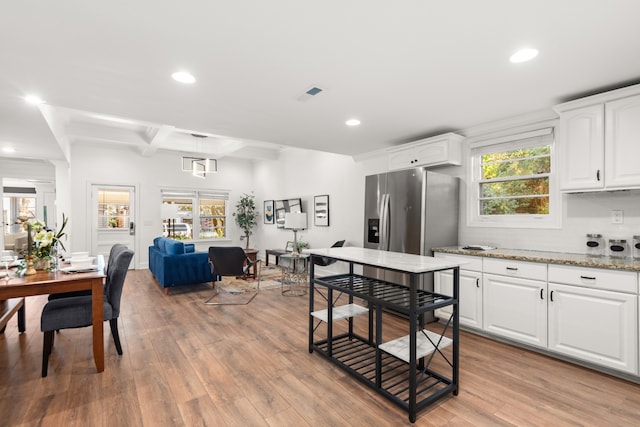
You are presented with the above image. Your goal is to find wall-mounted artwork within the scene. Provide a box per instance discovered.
[275,198,303,228]
[314,195,329,227]
[264,200,274,224]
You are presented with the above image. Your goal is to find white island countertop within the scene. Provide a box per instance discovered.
[307,247,462,274]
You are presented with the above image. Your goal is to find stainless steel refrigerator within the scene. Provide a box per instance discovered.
[364,168,459,299]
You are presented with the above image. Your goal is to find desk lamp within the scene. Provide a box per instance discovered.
[284,212,307,256]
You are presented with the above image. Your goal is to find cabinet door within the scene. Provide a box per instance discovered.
[557,104,605,191]
[548,283,637,374]
[483,274,547,348]
[388,146,418,171]
[414,137,461,167]
[605,94,640,189]
[434,269,483,329]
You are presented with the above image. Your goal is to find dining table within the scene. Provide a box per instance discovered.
[0,268,106,373]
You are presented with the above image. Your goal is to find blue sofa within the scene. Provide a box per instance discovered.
[148,237,215,294]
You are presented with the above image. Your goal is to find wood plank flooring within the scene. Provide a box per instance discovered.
[1,269,640,426]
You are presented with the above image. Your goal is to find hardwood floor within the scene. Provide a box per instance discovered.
[1,269,640,426]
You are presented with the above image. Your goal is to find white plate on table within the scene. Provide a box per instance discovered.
[60,265,100,274]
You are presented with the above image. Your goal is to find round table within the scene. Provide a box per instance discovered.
[279,253,309,296]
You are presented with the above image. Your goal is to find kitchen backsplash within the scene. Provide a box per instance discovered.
[459,189,640,255]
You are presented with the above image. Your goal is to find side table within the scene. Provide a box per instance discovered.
[242,249,258,279]
[279,253,309,296]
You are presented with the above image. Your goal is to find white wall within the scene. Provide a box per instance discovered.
[252,148,366,255]
[67,143,255,268]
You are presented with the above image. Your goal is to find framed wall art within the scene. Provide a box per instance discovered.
[264,200,274,224]
[314,194,329,227]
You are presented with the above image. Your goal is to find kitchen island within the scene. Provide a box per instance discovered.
[307,247,462,423]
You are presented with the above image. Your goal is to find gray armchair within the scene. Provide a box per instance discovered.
[40,247,134,377]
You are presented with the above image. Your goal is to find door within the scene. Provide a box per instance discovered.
[92,185,136,268]
[548,283,637,374]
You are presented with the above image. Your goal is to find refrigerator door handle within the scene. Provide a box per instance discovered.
[380,193,391,251]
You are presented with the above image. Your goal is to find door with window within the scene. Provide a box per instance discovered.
[92,185,135,268]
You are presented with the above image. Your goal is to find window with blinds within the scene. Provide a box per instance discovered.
[468,128,560,228]
[161,189,229,240]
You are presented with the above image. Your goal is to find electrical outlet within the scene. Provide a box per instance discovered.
[611,210,624,224]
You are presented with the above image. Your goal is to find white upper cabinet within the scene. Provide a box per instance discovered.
[556,104,605,191]
[388,133,463,171]
[605,95,640,189]
[555,85,640,192]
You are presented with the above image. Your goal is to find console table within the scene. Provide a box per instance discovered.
[265,248,287,266]
[308,247,460,423]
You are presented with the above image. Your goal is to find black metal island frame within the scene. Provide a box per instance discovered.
[308,247,461,423]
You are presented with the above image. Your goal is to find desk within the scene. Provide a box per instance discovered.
[265,249,287,266]
[279,253,309,296]
[0,270,105,373]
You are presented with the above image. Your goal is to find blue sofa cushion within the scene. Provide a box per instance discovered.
[185,244,195,253]
[165,239,185,255]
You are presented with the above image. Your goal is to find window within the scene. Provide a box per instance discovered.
[161,190,228,240]
[468,128,560,228]
[3,190,36,234]
[97,189,131,230]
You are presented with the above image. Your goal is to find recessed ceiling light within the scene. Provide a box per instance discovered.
[346,119,361,126]
[24,94,45,105]
[509,48,539,63]
[172,71,196,84]
[2,147,16,153]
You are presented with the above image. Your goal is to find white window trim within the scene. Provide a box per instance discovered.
[467,128,561,229]
[161,188,231,241]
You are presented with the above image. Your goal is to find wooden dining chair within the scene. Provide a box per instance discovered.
[40,248,134,377]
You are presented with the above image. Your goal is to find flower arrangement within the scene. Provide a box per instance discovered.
[21,214,68,268]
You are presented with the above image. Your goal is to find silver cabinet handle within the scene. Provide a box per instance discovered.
[476,278,480,288]
[506,267,518,271]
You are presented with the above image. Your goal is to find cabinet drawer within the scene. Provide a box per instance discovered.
[434,253,482,271]
[548,264,637,294]
[483,258,547,281]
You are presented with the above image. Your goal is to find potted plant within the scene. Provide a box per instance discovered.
[233,193,258,250]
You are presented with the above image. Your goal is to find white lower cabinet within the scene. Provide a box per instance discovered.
[435,269,482,329]
[434,253,483,329]
[483,273,548,348]
[434,252,640,377]
[548,265,638,374]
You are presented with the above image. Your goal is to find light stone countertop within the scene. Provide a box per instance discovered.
[432,246,640,272]
[307,247,462,274]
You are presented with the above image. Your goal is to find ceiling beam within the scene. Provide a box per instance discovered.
[141,125,174,157]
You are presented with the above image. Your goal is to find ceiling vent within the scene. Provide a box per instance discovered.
[298,85,324,102]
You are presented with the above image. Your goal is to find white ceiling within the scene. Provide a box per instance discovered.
[1,1,640,163]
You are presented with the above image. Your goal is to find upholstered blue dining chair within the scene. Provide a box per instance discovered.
[40,248,134,377]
